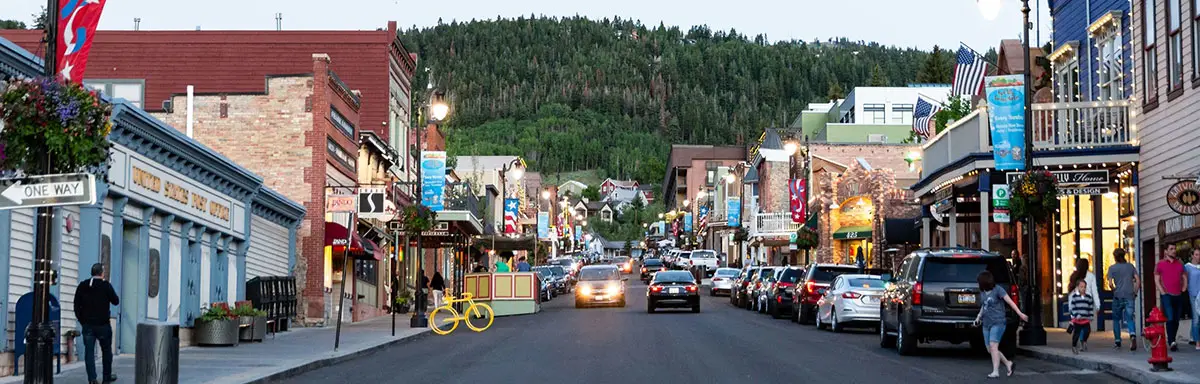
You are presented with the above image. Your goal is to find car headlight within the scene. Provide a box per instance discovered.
[606,282,620,293]
[579,286,592,295]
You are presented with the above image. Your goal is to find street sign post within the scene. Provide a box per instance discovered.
[0,173,96,210]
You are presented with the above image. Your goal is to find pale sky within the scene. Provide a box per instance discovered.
[4,0,1052,52]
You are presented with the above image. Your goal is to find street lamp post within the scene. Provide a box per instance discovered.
[410,89,449,329]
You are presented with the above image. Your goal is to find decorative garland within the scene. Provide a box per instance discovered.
[0,78,112,175]
[1009,170,1059,220]
[399,204,435,235]
[794,226,819,250]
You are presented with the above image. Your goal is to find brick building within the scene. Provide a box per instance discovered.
[1,24,421,324]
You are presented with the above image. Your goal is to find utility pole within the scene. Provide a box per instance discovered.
[28,0,60,382]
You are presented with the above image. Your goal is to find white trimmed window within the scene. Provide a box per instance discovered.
[1097,31,1125,101]
[84,80,144,109]
[1054,59,1082,102]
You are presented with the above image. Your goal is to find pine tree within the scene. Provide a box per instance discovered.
[869,64,888,86]
[826,81,845,100]
[917,45,953,84]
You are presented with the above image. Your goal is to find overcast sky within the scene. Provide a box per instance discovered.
[5,0,1052,51]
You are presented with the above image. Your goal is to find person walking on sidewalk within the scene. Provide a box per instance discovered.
[1186,248,1200,350]
[1068,258,1100,332]
[430,271,446,308]
[74,263,119,384]
[1068,279,1096,354]
[1107,248,1139,351]
[1156,243,1188,351]
[974,270,1028,379]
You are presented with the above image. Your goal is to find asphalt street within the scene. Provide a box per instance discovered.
[287,278,1127,384]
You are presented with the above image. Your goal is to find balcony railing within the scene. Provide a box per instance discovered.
[751,212,799,236]
[444,182,481,219]
[1031,100,1132,150]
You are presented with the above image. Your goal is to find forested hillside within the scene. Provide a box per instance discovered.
[400,16,952,182]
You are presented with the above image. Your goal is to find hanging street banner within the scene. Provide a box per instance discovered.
[698,205,709,232]
[727,197,741,227]
[684,212,693,232]
[56,0,109,82]
[420,151,447,211]
[992,184,1011,223]
[984,75,1028,171]
[574,225,582,241]
[537,211,550,239]
[503,198,520,234]
[0,173,96,210]
[789,179,807,223]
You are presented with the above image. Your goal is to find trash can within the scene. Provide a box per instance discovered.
[136,321,179,384]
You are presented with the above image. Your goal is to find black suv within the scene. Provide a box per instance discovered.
[766,266,805,319]
[879,248,1019,356]
[794,264,860,324]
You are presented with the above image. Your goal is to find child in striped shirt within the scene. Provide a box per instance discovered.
[1068,279,1096,354]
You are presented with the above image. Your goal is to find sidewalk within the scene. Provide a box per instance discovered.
[1019,323,1200,384]
[0,315,429,384]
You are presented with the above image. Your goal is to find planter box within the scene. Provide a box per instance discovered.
[238,316,268,342]
[194,319,239,346]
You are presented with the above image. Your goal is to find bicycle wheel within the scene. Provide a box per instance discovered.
[464,303,495,332]
[429,306,460,335]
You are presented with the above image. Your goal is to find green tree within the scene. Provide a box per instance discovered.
[32,6,47,30]
[582,185,601,201]
[0,20,26,29]
[826,81,845,100]
[622,240,633,256]
[932,95,972,133]
[917,45,953,84]
[869,63,888,86]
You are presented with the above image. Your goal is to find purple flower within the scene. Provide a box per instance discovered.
[57,100,80,126]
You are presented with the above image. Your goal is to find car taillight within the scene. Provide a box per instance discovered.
[712,278,723,282]
[660,267,666,272]
[842,292,862,299]
[641,267,647,273]
[755,282,762,289]
[912,282,923,305]
[686,285,697,292]
[804,281,815,294]
[777,282,795,289]
[650,285,664,292]
[1009,283,1020,308]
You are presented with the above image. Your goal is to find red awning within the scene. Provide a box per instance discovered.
[362,239,383,261]
[325,222,381,261]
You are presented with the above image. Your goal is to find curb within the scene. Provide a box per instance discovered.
[1018,346,1199,384]
[243,329,432,384]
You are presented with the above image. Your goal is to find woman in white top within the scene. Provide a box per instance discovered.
[1068,257,1100,329]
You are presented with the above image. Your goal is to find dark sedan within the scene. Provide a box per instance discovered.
[646,271,700,313]
[640,258,668,282]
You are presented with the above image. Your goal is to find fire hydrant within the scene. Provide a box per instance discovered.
[1145,307,1173,372]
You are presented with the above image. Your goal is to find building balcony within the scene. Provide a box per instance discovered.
[750,212,799,237]
[1030,100,1133,150]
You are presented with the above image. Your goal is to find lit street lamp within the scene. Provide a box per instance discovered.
[410,89,451,329]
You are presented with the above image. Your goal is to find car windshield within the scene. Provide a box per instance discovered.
[757,268,776,279]
[678,252,691,259]
[578,268,620,281]
[643,259,664,267]
[922,257,1012,283]
[714,268,740,277]
[653,271,696,283]
[847,278,886,289]
[616,257,630,263]
[548,266,566,277]
[549,259,573,267]
[778,268,804,283]
[810,267,857,283]
[692,250,716,259]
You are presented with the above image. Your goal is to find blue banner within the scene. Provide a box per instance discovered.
[537,211,550,239]
[727,198,741,227]
[684,212,693,232]
[420,151,447,211]
[984,75,1028,171]
[575,225,582,241]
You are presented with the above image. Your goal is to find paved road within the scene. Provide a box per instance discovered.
[288,279,1126,384]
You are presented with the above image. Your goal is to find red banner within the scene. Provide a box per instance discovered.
[56,0,108,82]
[789,179,807,224]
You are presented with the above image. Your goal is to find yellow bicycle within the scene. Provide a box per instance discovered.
[428,293,495,335]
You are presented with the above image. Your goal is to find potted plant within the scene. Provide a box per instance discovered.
[794,226,820,250]
[1010,170,1059,220]
[399,204,435,235]
[194,304,239,346]
[394,287,412,314]
[63,329,80,363]
[0,78,112,176]
[233,302,269,342]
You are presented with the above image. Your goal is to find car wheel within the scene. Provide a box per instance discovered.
[575,300,583,309]
[770,303,782,319]
[799,305,813,325]
[647,302,654,313]
[815,309,824,329]
[879,317,896,348]
[619,298,626,308]
[710,289,715,297]
[692,304,701,313]
[896,320,917,356]
[790,305,799,323]
[831,309,844,333]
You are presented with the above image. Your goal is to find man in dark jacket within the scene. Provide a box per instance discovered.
[74,263,119,384]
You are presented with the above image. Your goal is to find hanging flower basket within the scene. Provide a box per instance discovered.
[399,204,435,235]
[0,78,112,175]
[1010,170,1059,220]
[732,227,749,242]
[794,226,820,250]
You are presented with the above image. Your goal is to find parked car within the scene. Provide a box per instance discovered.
[533,269,554,301]
[574,265,627,308]
[765,266,805,319]
[709,267,740,296]
[755,267,784,313]
[646,271,700,313]
[747,266,778,311]
[686,250,720,276]
[672,251,693,270]
[794,264,860,324]
[640,258,668,282]
[816,274,886,332]
[732,266,760,308]
[879,248,1019,356]
[547,266,572,293]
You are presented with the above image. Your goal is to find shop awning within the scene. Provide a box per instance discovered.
[325,222,379,260]
[362,239,384,261]
[805,213,818,230]
[833,226,872,240]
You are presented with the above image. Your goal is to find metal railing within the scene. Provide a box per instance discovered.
[752,212,799,236]
[1030,100,1132,150]
[444,182,482,219]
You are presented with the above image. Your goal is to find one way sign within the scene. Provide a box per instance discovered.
[0,173,97,210]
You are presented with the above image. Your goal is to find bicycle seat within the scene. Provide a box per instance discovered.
[460,293,474,300]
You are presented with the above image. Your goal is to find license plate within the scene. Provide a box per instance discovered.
[594,296,608,301]
[865,296,879,303]
[957,294,976,304]
[669,288,681,294]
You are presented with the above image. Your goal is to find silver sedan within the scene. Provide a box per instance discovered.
[709,267,740,296]
[815,274,886,332]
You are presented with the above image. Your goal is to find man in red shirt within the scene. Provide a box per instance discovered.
[1156,243,1188,351]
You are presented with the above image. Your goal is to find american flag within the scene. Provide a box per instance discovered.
[503,199,520,234]
[789,179,806,223]
[912,96,943,138]
[698,206,709,233]
[952,44,989,97]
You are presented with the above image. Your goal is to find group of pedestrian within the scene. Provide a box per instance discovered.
[1155,243,1200,352]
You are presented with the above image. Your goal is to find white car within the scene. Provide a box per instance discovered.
[709,267,740,296]
[815,274,886,332]
[672,251,693,270]
[687,250,719,275]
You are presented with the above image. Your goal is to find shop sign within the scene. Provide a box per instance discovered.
[1059,186,1109,196]
[991,184,1010,223]
[1167,180,1200,215]
[1006,170,1108,186]
[326,194,355,213]
[789,232,798,250]
[115,147,240,234]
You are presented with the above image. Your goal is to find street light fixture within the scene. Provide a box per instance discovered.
[499,158,526,199]
[977,0,1003,20]
[542,190,551,200]
[783,138,800,156]
[724,173,736,184]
